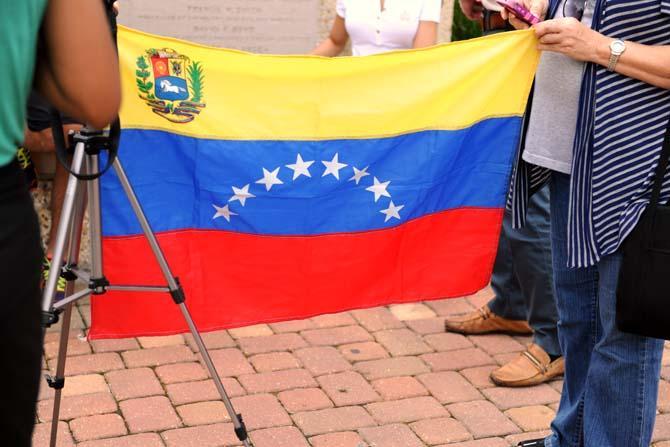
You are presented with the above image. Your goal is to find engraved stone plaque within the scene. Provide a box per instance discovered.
[119,0,320,54]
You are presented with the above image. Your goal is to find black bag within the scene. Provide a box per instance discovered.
[616,122,670,340]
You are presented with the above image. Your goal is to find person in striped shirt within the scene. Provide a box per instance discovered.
[502,0,670,446]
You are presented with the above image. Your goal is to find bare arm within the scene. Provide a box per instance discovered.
[413,21,439,49]
[23,125,82,153]
[22,129,45,153]
[311,15,349,56]
[592,40,670,90]
[534,18,670,89]
[459,0,484,20]
[35,0,121,129]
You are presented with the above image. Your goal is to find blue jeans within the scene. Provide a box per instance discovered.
[488,184,561,357]
[545,172,664,447]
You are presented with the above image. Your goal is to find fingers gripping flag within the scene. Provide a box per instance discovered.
[90,26,539,338]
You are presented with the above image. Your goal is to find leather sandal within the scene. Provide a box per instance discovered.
[490,343,564,387]
[444,304,532,335]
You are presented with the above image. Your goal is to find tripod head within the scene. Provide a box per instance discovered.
[50,118,121,180]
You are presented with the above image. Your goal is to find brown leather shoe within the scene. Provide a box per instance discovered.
[444,305,532,335]
[490,343,564,387]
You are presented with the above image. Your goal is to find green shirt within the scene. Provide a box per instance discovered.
[0,0,47,167]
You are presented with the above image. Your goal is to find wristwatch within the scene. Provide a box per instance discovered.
[607,39,626,72]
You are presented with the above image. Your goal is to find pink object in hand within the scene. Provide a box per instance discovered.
[496,0,541,25]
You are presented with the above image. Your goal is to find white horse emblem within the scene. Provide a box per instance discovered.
[160,79,186,94]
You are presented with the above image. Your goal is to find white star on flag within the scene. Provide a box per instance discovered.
[349,166,370,185]
[229,184,255,206]
[212,204,237,222]
[255,167,283,191]
[365,177,391,202]
[380,201,404,222]
[286,154,314,180]
[322,153,348,180]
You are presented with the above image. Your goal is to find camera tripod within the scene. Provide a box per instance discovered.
[41,126,251,447]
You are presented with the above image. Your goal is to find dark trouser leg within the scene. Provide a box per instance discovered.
[0,160,44,446]
[489,184,560,356]
[488,212,526,321]
[514,185,560,356]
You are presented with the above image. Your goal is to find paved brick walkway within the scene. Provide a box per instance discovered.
[34,287,670,447]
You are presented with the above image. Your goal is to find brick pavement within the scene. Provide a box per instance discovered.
[34,287,670,446]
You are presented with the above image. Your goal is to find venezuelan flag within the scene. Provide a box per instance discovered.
[89,26,539,338]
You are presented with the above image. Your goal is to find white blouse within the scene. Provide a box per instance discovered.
[336,0,442,56]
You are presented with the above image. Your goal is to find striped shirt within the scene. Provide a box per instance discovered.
[510,0,670,267]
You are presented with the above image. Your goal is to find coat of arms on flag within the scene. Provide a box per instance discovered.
[135,48,206,123]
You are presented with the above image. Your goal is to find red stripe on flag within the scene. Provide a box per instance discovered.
[89,208,502,339]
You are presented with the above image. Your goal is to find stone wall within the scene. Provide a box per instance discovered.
[118,0,454,54]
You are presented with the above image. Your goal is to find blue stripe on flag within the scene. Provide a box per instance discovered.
[101,117,521,236]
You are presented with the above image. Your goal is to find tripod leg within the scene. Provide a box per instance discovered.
[111,158,251,446]
[47,156,89,447]
[41,142,87,323]
[47,302,75,447]
[86,153,106,291]
[179,304,250,445]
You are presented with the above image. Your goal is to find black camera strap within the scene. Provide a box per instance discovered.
[50,111,120,181]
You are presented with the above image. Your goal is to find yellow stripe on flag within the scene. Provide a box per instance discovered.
[118,26,539,141]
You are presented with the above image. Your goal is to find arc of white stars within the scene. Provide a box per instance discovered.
[229,184,255,206]
[286,154,314,180]
[212,204,237,222]
[380,201,404,222]
[322,153,348,180]
[349,166,370,185]
[217,156,405,225]
[255,167,283,191]
[365,176,391,202]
